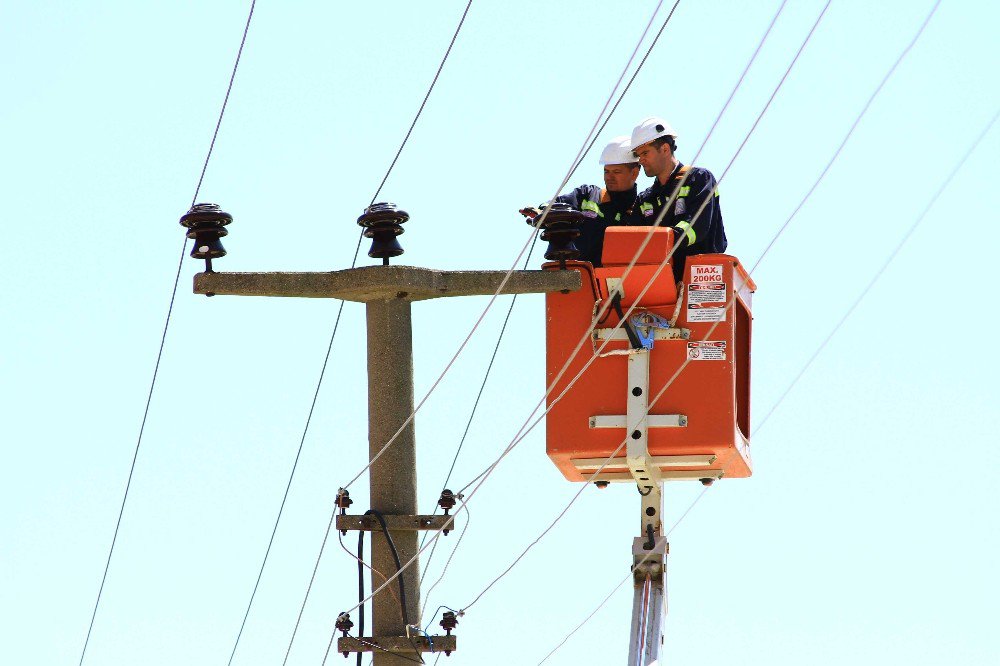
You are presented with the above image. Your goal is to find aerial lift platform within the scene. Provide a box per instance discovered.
[542,226,755,664]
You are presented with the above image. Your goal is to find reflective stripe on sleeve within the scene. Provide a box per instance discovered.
[581,199,603,217]
[678,185,690,197]
[674,221,696,244]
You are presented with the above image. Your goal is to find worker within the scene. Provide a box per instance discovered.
[521,136,641,266]
[630,117,727,281]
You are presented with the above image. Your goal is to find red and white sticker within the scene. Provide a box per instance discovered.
[690,264,723,284]
[687,284,727,322]
[687,341,726,361]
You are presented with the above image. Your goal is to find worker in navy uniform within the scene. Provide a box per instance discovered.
[630,117,727,282]
[521,137,642,266]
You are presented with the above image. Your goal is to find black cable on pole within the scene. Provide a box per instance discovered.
[365,510,411,628]
[357,531,365,666]
[77,3,257,664]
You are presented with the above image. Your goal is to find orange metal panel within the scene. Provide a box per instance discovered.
[543,227,755,482]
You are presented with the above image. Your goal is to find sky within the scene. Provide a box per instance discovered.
[2,1,998,665]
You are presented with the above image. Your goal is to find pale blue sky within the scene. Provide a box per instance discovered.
[1,1,998,664]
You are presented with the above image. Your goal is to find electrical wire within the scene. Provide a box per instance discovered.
[458,0,940,615]
[322,0,791,630]
[77,3,257,664]
[536,4,951,659]
[225,300,350,666]
[336,529,405,624]
[417,0,682,585]
[302,0,690,648]
[415,237,538,584]
[415,0,685,591]
[754,105,999,433]
[337,0,679,496]
[420,509,470,619]
[453,0,814,503]
[537,487,710,665]
[568,0,683,180]
[243,4,476,663]
[369,0,474,207]
[365,510,412,628]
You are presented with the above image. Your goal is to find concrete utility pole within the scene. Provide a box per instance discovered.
[195,264,579,663]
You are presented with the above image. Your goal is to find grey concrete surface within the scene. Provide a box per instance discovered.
[193,265,580,301]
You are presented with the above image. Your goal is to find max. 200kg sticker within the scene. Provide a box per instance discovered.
[690,265,723,283]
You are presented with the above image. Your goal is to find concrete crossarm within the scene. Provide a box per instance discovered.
[193,265,581,302]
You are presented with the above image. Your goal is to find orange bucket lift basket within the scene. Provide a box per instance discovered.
[543,226,756,486]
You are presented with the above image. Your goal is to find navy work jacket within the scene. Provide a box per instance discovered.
[554,183,641,266]
[635,163,727,258]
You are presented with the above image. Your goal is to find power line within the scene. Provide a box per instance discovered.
[535,5,954,659]
[77,3,258,664]
[417,0,686,593]
[369,0,474,207]
[336,0,684,496]
[322,0,791,629]
[540,65,987,666]
[537,487,710,665]
[568,0,683,180]
[229,3,477,663]
[311,0,694,639]
[451,0,793,524]
[457,0,940,616]
[755,105,998,434]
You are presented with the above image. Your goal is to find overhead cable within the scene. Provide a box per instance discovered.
[754,105,998,433]
[536,4,953,659]
[568,0,683,180]
[299,0,686,646]
[537,487,710,665]
[323,0,791,630]
[418,0,686,592]
[459,0,941,615]
[233,4,476,664]
[77,3,258,664]
[336,0,680,496]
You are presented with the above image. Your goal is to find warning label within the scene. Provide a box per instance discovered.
[690,265,723,284]
[687,341,727,361]
[687,281,727,322]
[688,283,726,305]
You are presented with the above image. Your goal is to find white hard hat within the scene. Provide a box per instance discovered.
[630,116,678,149]
[598,136,638,165]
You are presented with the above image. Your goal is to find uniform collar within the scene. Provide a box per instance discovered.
[600,183,638,204]
[653,161,685,191]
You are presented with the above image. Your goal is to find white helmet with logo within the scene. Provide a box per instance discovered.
[598,136,638,165]
[630,116,678,149]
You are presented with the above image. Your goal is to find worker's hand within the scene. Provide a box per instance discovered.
[519,206,541,219]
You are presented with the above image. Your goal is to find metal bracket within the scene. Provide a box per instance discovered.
[335,514,451,532]
[337,635,456,655]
